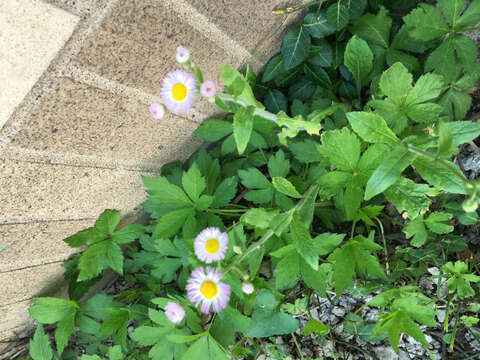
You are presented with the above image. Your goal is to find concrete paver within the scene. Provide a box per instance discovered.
[0,0,79,130]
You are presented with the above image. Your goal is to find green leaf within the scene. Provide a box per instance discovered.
[318,171,352,198]
[413,157,467,194]
[108,345,123,360]
[241,208,279,230]
[344,35,373,87]
[314,233,345,255]
[309,41,333,68]
[320,128,360,172]
[391,25,431,54]
[99,307,130,347]
[78,241,109,281]
[347,112,399,145]
[262,55,286,83]
[264,89,287,113]
[326,2,350,30]
[302,12,336,38]
[268,150,290,178]
[405,73,444,105]
[288,76,316,101]
[194,119,232,142]
[211,177,238,208]
[64,227,104,248]
[341,0,367,20]
[291,211,318,270]
[454,34,478,74]
[351,7,392,48]
[238,168,273,204]
[153,208,196,239]
[281,27,311,71]
[456,0,480,28]
[245,291,298,337]
[386,48,421,74]
[274,250,300,289]
[289,140,323,163]
[439,88,472,121]
[146,176,193,210]
[330,245,355,295]
[233,106,255,155]
[438,0,466,29]
[197,194,214,212]
[404,217,428,247]
[425,212,454,234]
[220,65,263,108]
[446,121,480,146]
[384,178,438,219]
[112,224,145,244]
[55,311,75,355]
[403,4,449,41]
[304,63,331,88]
[272,177,302,198]
[29,325,53,360]
[437,121,454,158]
[94,209,120,236]
[379,62,412,104]
[344,175,364,220]
[364,146,416,200]
[302,319,329,336]
[301,259,327,296]
[106,242,123,275]
[131,326,171,346]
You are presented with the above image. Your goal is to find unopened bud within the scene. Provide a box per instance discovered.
[463,197,478,213]
[242,283,254,295]
[233,245,242,254]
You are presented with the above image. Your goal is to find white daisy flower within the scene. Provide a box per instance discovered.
[194,227,228,263]
[186,267,230,314]
[161,70,197,115]
[176,45,190,64]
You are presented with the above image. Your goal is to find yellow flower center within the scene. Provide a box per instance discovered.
[171,82,187,101]
[205,238,220,254]
[200,280,218,299]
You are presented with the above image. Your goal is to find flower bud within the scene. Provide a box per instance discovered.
[242,283,254,295]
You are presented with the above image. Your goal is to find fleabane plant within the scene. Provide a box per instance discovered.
[26,1,480,359]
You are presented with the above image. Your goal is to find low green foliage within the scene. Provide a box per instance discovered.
[27,0,480,359]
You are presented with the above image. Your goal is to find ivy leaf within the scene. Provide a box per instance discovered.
[29,325,53,360]
[245,291,298,337]
[233,105,255,155]
[344,35,373,87]
[403,4,450,41]
[351,7,392,48]
[364,145,416,200]
[281,27,311,71]
[326,2,350,30]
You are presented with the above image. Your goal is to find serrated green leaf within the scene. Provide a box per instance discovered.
[446,121,480,146]
[437,121,454,158]
[439,88,472,121]
[182,336,228,360]
[391,25,431,54]
[289,140,323,163]
[405,73,444,105]
[153,208,195,239]
[456,0,480,28]
[351,7,392,48]
[344,35,373,87]
[112,223,145,244]
[320,128,360,172]
[413,157,467,194]
[403,4,449,41]
[29,325,53,360]
[275,250,300,289]
[94,209,120,236]
[425,212,454,234]
[365,146,416,200]
[233,106,255,155]
[330,245,355,295]
[326,2,350,30]
[454,34,478,74]
[304,63,332,88]
[78,241,109,281]
[211,177,238,208]
[344,175,364,220]
[106,242,123,275]
[194,119,232,142]
[341,0,367,20]
[379,62,412,104]
[220,65,263,108]
[55,311,75,355]
[131,326,171,346]
[438,0,466,29]
[404,217,428,247]
[146,176,193,210]
[425,37,457,84]
[282,27,311,70]
[347,112,399,144]
[318,171,352,198]
[291,211,318,270]
[301,259,327,297]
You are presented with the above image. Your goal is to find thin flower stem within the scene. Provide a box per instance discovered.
[273,0,326,14]
[216,93,279,124]
[223,185,319,276]
[291,332,305,360]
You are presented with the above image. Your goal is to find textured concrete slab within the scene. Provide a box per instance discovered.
[45,0,106,18]
[72,0,241,102]
[10,78,202,164]
[0,262,65,306]
[184,0,286,54]
[0,219,94,273]
[0,0,79,130]
[0,159,148,220]
[0,300,33,340]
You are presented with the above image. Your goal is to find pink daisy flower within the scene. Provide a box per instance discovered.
[164,302,185,324]
[200,80,217,97]
[149,103,165,120]
[161,70,197,115]
[194,227,228,264]
[186,267,230,314]
[242,283,254,295]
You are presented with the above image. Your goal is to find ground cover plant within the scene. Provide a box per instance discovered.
[20,0,480,359]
